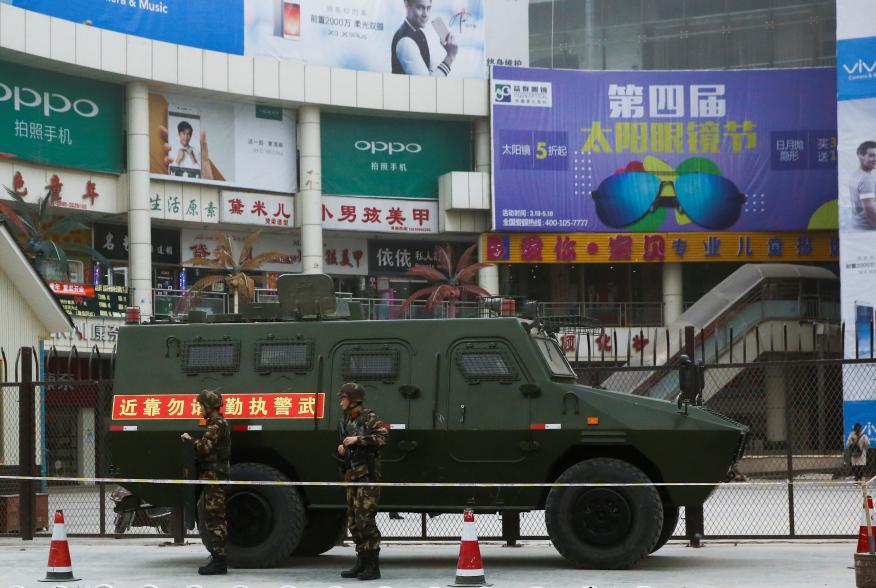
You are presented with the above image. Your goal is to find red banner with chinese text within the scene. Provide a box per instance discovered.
[112,393,325,420]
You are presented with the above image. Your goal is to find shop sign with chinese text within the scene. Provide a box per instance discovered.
[0,163,122,214]
[367,240,473,276]
[93,223,181,264]
[149,181,219,224]
[491,66,838,233]
[50,316,124,354]
[181,229,302,273]
[0,60,124,174]
[322,195,437,234]
[324,237,368,276]
[482,231,838,263]
[321,113,472,199]
[49,282,128,318]
[220,191,294,227]
[112,393,325,420]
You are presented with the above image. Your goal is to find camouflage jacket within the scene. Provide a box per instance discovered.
[341,408,388,481]
[195,414,231,477]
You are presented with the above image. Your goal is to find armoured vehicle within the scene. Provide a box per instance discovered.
[110,274,747,570]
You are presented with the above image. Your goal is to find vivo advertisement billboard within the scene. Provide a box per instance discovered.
[490,66,838,233]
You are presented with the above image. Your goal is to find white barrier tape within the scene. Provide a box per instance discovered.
[1,474,874,488]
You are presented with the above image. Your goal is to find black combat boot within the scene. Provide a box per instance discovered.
[357,549,381,581]
[198,554,228,575]
[341,552,365,578]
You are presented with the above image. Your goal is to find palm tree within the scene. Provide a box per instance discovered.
[182,230,291,313]
[0,187,111,280]
[399,243,492,318]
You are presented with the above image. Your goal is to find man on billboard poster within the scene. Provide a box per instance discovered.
[391,0,458,77]
[849,140,876,230]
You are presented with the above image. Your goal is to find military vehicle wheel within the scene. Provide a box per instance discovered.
[292,509,347,556]
[545,458,663,569]
[198,462,305,568]
[650,503,679,553]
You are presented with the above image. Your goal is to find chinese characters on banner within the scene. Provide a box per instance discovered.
[220,192,294,227]
[491,66,838,233]
[93,223,181,264]
[49,282,129,318]
[482,232,839,263]
[181,229,302,272]
[322,196,437,234]
[324,237,368,276]
[112,393,326,419]
[368,241,473,276]
[149,181,220,223]
[0,166,121,214]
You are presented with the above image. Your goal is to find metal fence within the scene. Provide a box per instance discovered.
[0,345,871,541]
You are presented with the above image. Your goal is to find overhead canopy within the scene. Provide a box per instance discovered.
[0,221,74,334]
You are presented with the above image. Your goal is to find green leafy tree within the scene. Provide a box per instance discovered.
[182,230,290,313]
[399,243,491,318]
[0,187,111,280]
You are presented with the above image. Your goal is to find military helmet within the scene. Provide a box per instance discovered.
[198,388,223,410]
[339,382,365,404]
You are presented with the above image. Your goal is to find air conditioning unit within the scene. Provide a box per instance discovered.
[67,260,84,284]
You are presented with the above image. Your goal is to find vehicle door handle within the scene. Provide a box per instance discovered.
[458,404,466,424]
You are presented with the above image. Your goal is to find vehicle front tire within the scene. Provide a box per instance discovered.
[197,462,305,568]
[291,509,347,556]
[545,457,663,569]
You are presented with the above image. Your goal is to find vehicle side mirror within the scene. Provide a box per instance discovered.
[520,383,541,398]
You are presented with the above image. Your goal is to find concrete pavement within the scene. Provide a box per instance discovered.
[0,538,859,588]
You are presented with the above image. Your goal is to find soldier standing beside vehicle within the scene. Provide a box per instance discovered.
[337,382,388,581]
[181,389,231,575]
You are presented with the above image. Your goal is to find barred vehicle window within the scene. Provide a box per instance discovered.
[183,342,240,373]
[342,351,399,381]
[255,341,312,372]
[457,351,517,381]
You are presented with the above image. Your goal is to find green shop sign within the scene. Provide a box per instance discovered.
[322,113,471,199]
[0,60,124,173]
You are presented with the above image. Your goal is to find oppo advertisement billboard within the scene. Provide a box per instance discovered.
[11,0,487,78]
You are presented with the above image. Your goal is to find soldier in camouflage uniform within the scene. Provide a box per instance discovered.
[181,389,231,575]
[337,382,388,581]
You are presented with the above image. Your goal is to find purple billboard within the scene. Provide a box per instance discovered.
[490,66,838,233]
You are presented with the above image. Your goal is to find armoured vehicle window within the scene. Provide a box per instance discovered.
[457,351,517,381]
[532,336,577,378]
[255,341,312,372]
[182,341,240,373]
[342,350,399,381]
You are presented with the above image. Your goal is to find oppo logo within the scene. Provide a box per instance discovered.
[0,83,100,118]
[844,59,876,75]
[354,140,422,155]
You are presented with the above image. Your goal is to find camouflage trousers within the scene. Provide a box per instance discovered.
[346,482,381,553]
[201,470,227,556]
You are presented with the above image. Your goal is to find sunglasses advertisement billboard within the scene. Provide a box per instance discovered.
[148,93,297,194]
[838,0,876,439]
[490,66,838,233]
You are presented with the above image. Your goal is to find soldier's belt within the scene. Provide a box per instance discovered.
[0,473,872,488]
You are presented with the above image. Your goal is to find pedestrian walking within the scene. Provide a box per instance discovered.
[181,389,231,575]
[848,422,870,482]
[337,382,388,581]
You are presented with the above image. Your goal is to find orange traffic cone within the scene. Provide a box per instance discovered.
[39,510,80,582]
[450,509,491,587]
[858,496,875,554]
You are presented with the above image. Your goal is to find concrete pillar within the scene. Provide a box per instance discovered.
[127,81,153,317]
[77,408,95,479]
[473,118,498,294]
[662,262,683,325]
[765,365,786,445]
[299,105,323,274]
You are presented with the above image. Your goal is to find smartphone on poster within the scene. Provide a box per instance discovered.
[283,1,301,40]
[432,16,450,43]
[856,301,874,358]
[167,104,202,179]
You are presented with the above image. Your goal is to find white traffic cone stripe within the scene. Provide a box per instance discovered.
[456,568,486,576]
[462,525,478,542]
[47,566,73,573]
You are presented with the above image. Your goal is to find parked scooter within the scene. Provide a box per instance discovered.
[110,486,173,534]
